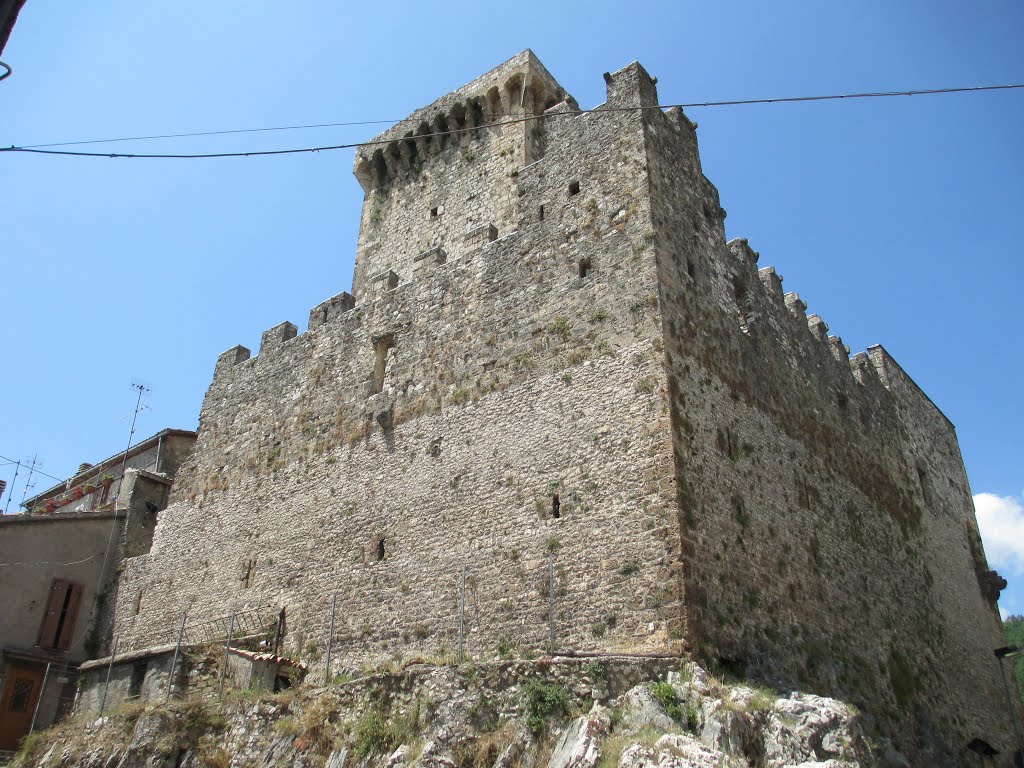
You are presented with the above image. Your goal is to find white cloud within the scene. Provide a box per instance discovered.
[974,493,1024,575]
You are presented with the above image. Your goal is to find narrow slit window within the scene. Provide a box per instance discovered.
[686,258,695,279]
[539,205,545,221]
[129,662,146,698]
[579,257,592,279]
[551,494,561,519]
[375,538,386,561]
[372,334,395,394]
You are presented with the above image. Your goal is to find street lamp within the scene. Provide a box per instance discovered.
[994,645,1023,768]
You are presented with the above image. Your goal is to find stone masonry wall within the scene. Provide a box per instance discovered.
[110,62,682,670]
[351,50,566,299]
[103,53,1017,766]
[634,60,1017,764]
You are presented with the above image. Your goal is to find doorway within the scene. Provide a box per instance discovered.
[0,663,44,751]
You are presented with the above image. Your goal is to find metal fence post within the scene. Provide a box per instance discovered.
[29,661,51,734]
[324,592,337,686]
[164,612,187,703]
[548,555,555,654]
[458,565,466,663]
[218,613,235,700]
[98,636,118,726]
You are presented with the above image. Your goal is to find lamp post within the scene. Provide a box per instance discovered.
[994,645,1023,767]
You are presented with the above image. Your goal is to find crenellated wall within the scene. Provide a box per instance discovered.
[350,50,568,299]
[634,57,1017,762]
[100,53,1017,766]
[111,59,683,673]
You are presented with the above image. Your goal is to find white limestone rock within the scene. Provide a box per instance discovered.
[763,693,866,767]
[656,734,745,768]
[621,685,677,734]
[698,698,751,757]
[548,704,612,768]
[618,744,657,768]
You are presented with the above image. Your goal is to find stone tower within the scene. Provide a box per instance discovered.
[108,51,1019,764]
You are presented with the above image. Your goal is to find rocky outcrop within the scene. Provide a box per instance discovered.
[13,660,894,768]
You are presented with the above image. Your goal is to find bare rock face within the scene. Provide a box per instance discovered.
[14,660,898,768]
[762,693,869,768]
[620,685,677,734]
[548,705,612,768]
[698,698,752,756]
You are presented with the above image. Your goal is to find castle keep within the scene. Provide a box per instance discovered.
[102,52,1017,762]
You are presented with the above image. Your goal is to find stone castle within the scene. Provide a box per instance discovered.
[99,51,1017,763]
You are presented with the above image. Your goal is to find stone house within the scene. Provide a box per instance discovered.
[0,428,194,751]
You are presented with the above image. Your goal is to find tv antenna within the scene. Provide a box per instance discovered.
[18,454,40,511]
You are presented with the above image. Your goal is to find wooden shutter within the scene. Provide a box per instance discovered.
[56,582,84,651]
[37,580,69,648]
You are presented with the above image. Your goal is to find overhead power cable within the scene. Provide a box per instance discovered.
[0,453,63,482]
[19,118,404,149]
[2,82,1021,160]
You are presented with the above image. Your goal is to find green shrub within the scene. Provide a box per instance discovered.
[547,316,571,338]
[684,702,700,732]
[649,681,683,721]
[522,680,568,735]
[585,661,608,682]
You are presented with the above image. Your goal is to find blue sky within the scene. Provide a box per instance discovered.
[1,2,1022,615]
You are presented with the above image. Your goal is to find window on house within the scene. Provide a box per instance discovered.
[8,679,33,713]
[37,579,83,651]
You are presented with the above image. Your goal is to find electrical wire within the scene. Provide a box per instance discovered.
[2,83,1021,160]
[0,453,63,482]
[19,118,404,149]
[0,552,103,568]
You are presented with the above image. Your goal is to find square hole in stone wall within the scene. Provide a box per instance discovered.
[568,181,580,196]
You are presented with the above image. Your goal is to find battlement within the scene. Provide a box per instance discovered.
[353,50,566,193]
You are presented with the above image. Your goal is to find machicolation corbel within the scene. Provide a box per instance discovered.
[727,238,759,267]
[807,314,829,342]
[827,335,851,363]
[758,267,783,300]
[784,292,807,321]
[849,351,874,385]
